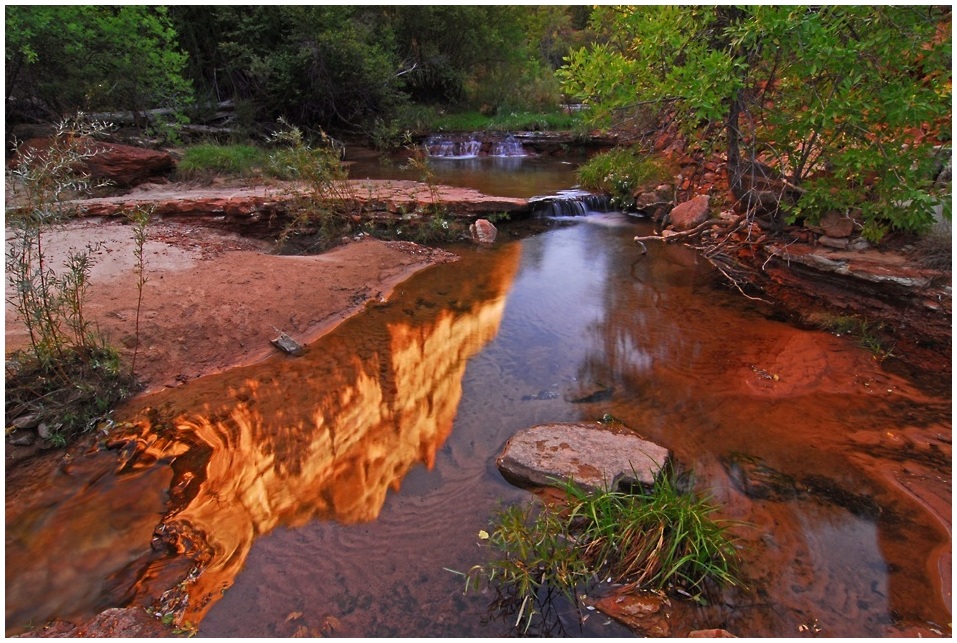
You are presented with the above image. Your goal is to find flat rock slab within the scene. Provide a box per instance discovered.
[496,423,670,491]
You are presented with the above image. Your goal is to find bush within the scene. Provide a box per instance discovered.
[461,472,742,634]
[266,119,360,252]
[577,148,673,209]
[5,118,138,446]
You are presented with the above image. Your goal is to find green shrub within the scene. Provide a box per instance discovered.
[460,472,743,633]
[5,118,138,446]
[577,148,673,209]
[267,119,359,252]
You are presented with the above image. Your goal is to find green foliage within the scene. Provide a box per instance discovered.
[204,6,403,129]
[577,148,673,209]
[6,6,192,119]
[559,6,952,240]
[382,6,533,107]
[163,6,596,135]
[5,118,137,445]
[176,144,267,179]
[435,110,582,134]
[462,473,742,634]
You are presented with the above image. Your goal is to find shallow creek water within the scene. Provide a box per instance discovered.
[6,209,951,636]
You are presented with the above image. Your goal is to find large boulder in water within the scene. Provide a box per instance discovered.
[496,422,670,491]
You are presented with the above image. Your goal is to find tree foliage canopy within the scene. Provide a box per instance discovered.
[6,6,591,135]
[559,6,952,238]
[6,6,192,119]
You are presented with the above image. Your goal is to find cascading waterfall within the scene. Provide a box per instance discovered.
[425,133,526,159]
[489,134,526,158]
[528,189,614,217]
[426,135,482,159]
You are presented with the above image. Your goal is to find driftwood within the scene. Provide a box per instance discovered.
[634,213,772,303]
[86,100,235,126]
[177,124,240,137]
[633,214,748,255]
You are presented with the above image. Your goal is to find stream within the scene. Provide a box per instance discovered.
[5,152,951,637]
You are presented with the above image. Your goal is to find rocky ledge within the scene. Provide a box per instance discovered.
[755,239,951,376]
[67,179,529,239]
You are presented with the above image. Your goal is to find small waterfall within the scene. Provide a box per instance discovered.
[490,134,526,158]
[528,189,614,218]
[426,135,481,159]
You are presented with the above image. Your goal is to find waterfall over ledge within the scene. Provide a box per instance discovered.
[426,133,527,159]
[528,189,613,217]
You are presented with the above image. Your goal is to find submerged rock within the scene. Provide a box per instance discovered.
[496,422,670,491]
[15,607,173,638]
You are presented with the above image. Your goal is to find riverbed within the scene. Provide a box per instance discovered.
[5,152,951,637]
[6,210,950,637]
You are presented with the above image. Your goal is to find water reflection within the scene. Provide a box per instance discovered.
[4,244,521,633]
[6,213,950,637]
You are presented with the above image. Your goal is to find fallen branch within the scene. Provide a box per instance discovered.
[633,214,747,253]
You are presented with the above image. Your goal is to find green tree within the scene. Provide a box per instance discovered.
[560,6,951,240]
[6,6,192,124]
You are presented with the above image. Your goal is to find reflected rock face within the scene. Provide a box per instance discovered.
[123,243,520,626]
[6,245,520,632]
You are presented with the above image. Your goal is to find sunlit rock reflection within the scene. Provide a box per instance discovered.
[6,244,520,633]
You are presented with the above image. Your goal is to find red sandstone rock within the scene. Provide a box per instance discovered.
[593,592,671,637]
[84,141,174,186]
[14,137,174,187]
[819,210,856,238]
[469,218,497,245]
[689,628,737,637]
[669,194,711,231]
[496,422,669,491]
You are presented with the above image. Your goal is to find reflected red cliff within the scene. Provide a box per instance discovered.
[5,244,520,633]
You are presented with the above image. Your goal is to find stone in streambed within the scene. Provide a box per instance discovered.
[496,422,670,492]
[669,194,711,231]
[469,218,497,245]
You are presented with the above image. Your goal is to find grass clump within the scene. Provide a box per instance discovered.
[6,345,135,446]
[461,472,742,634]
[176,143,267,180]
[910,225,952,272]
[267,119,361,253]
[817,314,897,361]
[577,147,674,210]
